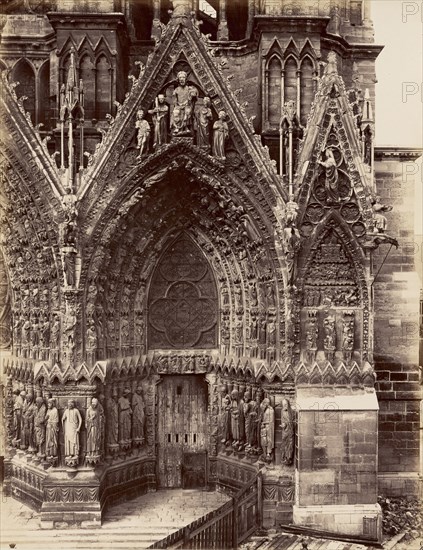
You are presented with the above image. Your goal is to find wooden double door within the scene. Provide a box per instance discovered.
[157,375,208,488]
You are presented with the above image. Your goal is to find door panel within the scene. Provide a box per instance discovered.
[157,375,208,488]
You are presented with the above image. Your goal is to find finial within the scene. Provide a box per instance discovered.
[323,51,338,76]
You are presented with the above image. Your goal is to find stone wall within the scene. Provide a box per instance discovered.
[373,149,422,495]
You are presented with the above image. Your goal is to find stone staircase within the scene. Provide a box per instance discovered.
[0,488,230,550]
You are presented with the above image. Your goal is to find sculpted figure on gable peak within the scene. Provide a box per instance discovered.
[170,0,192,17]
[171,71,198,136]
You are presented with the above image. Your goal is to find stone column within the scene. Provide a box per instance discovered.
[246,0,255,37]
[151,0,161,42]
[217,0,229,40]
[362,0,372,25]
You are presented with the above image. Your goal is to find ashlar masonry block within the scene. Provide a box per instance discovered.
[293,387,381,542]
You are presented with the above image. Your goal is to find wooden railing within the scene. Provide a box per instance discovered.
[148,472,262,549]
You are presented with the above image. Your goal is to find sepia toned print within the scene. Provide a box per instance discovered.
[0,0,421,549]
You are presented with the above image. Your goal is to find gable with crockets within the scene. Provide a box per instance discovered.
[291,52,382,375]
[79,17,283,217]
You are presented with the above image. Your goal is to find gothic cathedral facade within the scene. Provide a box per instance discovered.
[0,0,421,543]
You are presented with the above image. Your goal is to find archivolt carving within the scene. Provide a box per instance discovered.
[80,152,285,364]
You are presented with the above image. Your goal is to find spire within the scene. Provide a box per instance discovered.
[360,88,375,186]
[361,88,374,125]
[65,47,80,110]
[59,46,85,188]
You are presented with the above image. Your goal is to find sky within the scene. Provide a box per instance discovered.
[372,0,422,148]
[372,0,422,234]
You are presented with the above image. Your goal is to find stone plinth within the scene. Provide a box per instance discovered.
[5,453,156,529]
[292,503,382,540]
[294,387,381,541]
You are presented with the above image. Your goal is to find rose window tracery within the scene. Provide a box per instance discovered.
[148,234,218,349]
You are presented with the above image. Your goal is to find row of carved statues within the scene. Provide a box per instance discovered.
[305,311,355,362]
[135,72,228,158]
[219,387,295,466]
[9,386,146,468]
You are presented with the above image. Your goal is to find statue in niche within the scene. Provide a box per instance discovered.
[45,398,59,463]
[266,284,276,308]
[235,318,243,344]
[283,225,301,285]
[267,318,277,346]
[212,110,229,160]
[221,285,230,307]
[41,317,50,357]
[246,400,259,452]
[62,399,82,466]
[372,196,393,233]
[63,248,76,286]
[50,316,60,361]
[285,194,299,226]
[34,396,47,458]
[250,285,258,307]
[118,389,132,449]
[280,398,294,465]
[86,397,105,465]
[318,148,339,203]
[243,391,251,445]
[21,393,36,452]
[238,391,246,449]
[62,187,78,223]
[13,318,22,352]
[305,314,318,363]
[106,390,119,454]
[12,389,25,446]
[148,95,168,148]
[230,389,241,447]
[363,126,372,167]
[62,215,77,247]
[259,398,275,462]
[323,315,336,358]
[259,318,267,344]
[171,71,198,135]
[135,109,151,157]
[250,317,258,340]
[86,322,97,349]
[220,394,232,445]
[21,316,31,350]
[221,319,230,355]
[30,316,39,357]
[132,386,146,446]
[195,96,213,150]
[342,317,354,360]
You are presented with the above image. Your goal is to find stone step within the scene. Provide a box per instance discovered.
[0,530,169,550]
[1,542,153,550]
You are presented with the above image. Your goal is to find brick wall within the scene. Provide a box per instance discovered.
[373,150,422,490]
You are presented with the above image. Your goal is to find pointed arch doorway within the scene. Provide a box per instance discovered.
[148,233,218,488]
